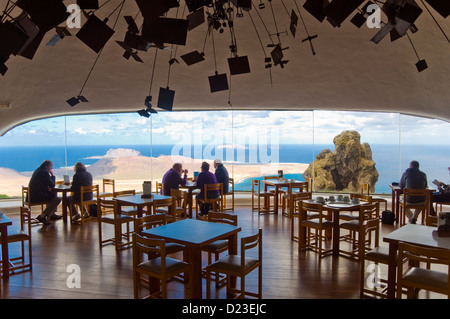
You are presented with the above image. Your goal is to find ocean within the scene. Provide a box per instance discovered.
[0,144,449,194]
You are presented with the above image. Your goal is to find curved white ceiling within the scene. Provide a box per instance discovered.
[0,0,449,136]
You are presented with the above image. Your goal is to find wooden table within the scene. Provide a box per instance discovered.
[298,200,363,257]
[180,182,199,218]
[383,224,450,299]
[262,179,301,214]
[54,184,72,224]
[0,213,12,280]
[390,184,435,223]
[113,194,172,218]
[142,218,241,298]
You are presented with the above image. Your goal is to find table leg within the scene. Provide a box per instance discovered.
[298,217,306,252]
[273,186,279,214]
[386,242,398,299]
[188,245,203,298]
[62,192,68,224]
[188,189,193,219]
[332,210,340,257]
[1,226,9,280]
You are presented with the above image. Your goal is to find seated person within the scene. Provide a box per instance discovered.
[431,166,450,214]
[399,160,428,224]
[196,161,220,215]
[162,163,188,196]
[28,160,62,225]
[68,162,93,221]
[214,159,229,194]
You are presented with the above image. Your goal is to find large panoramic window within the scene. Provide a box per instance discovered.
[1,110,449,198]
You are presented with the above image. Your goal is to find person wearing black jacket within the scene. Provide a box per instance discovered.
[67,162,93,222]
[214,159,229,194]
[28,160,62,225]
[399,160,428,224]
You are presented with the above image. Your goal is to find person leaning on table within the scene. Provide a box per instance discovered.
[68,162,93,222]
[399,160,428,224]
[28,160,62,225]
[161,163,188,196]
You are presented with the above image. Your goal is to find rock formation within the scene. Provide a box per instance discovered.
[303,130,379,192]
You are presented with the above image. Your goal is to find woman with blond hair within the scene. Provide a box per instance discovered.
[68,162,93,222]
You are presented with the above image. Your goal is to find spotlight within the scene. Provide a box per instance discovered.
[66,96,88,107]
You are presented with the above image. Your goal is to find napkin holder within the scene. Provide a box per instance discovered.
[141,181,153,199]
[435,213,450,237]
[434,225,450,237]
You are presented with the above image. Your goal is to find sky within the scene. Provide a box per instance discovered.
[0,110,449,147]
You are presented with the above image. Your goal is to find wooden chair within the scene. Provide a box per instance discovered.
[251,179,274,214]
[114,190,139,217]
[0,207,32,274]
[298,201,333,258]
[339,194,372,244]
[202,212,238,287]
[99,178,115,198]
[290,192,312,241]
[361,183,387,211]
[156,181,164,195]
[21,186,51,225]
[97,198,134,250]
[152,196,175,218]
[206,228,262,299]
[399,188,430,225]
[132,233,192,299]
[339,202,380,260]
[134,214,186,256]
[154,189,187,222]
[281,182,309,217]
[360,245,391,299]
[196,183,223,218]
[69,185,99,224]
[396,242,450,299]
[222,178,235,212]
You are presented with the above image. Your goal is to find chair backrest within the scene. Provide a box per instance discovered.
[397,242,450,296]
[351,193,372,203]
[300,201,325,221]
[240,229,263,270]
[103,179,115,193]
[19,206,32,235]
[203,183,223,201]
[114,189,136,197]
[251,179,260,194]
[98,198,117,217]
[229,178,234,193]
[80,185,99,202]
[134,213,167,235]
[22,186,29,206]
[289,182,309,194]
[361,183,370,195]
[171,189,187,207]
[133,233,168,272]
[156,181,164,195]
[207,212,238,226]
[403,188,430,206]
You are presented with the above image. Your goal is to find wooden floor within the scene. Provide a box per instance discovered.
[0,203,444,300]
